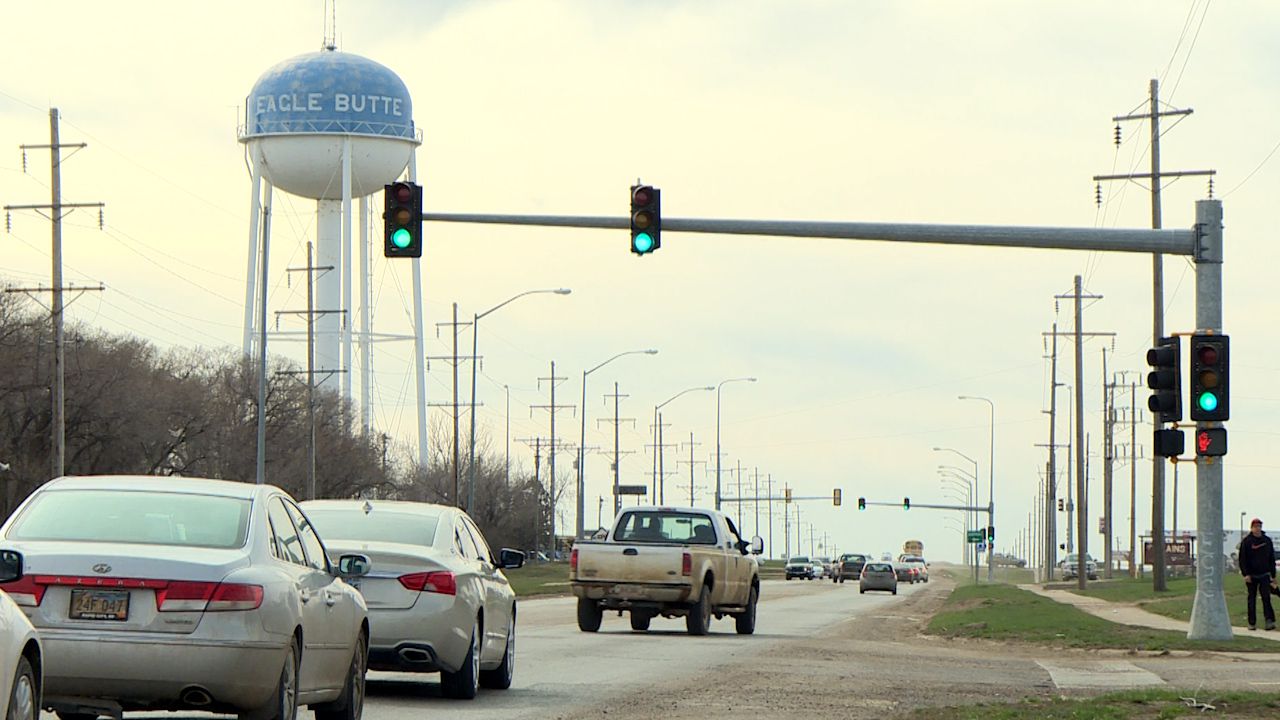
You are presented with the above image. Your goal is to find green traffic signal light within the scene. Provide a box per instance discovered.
[903,497,910,510]
[1198,392,1219,412]
[632,232,655,254]
[857,497,865,511]
[391,228,412,249]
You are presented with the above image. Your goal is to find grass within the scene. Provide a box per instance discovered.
[1069,575,1270,629]
[926,583,1280,652]
[902,689,1280,719]
[505,561,570,597]
[934,565,1036,586]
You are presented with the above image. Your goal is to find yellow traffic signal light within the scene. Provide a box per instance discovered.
[833,488,841,506]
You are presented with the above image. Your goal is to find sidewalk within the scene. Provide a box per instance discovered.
[1018,584,1280,643]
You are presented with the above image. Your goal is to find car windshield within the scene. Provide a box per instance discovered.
[613,510,717,544]
[788,556,810,564]
[304,508,441,548]
[6,489,251,549]
[866,563,892,572]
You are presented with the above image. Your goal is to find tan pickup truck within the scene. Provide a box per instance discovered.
[570,506,763,635]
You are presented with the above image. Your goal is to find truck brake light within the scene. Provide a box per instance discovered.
[570,548,578,573]
[681,552,692,576]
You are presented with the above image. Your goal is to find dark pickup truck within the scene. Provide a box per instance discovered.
[835,553,872,584]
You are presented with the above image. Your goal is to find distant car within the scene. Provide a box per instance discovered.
[894,562,916,584]
[0,475,370,719]
[993,552,1027,568]
[303,499,525,699]
[1060,553,1098,580]
[785,556,816,580]
[860,562,898,595]
[0,550,41,720]
[835,553,870,584]
[899,555,929,583]
[813,557,833,578]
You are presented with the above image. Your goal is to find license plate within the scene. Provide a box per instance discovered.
[69,588,130,621]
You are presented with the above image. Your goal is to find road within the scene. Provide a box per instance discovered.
[352,578,905,719]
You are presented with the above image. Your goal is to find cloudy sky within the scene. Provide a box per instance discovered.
[2,1,1277,563]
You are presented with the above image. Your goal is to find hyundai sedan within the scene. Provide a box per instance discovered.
[301,500,524,700]
[0,476,370,720]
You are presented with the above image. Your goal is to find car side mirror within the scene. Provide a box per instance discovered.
[750,536,764,555]
[498,548,525,570]
[336,553,371,579]
[0,550,22,583]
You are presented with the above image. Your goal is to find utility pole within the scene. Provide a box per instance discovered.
[1103,347,1114,579]
[648,413,677,504]
[275,242,343,500]
[1037,320,1065,579]
[599,383,635,512]
[533,362,575,556]
[783,487,790,559]
[678,433,705,505]
[428,304,476,507]
[767,473,774,559]
[1095,78,1214,593]
[4,108,104,481]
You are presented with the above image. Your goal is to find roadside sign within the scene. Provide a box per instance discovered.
[967,530,983,543]
[977,542,987,552]
[617,484,647,496]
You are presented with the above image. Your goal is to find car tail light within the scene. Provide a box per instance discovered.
[681,552,692,576]
[156,581,263,612]
[398,571,456,595]
[0,576,46,607]
[570,548,578,573]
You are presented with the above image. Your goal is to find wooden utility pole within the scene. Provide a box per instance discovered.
[4,108,104,480]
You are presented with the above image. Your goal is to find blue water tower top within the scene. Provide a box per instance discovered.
[241,50,417,141]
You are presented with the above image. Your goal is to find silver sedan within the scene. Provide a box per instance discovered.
[301,500,524,700]
[0,550,41,720]
[0,476,370,720]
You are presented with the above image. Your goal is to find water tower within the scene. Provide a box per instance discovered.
[238,47,427,458]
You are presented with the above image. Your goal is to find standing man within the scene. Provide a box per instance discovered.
[1238,517,1277,631]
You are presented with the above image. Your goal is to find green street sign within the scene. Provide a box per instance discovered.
[967,530,983,543]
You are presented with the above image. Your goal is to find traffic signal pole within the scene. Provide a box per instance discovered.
[418,196,1227,636]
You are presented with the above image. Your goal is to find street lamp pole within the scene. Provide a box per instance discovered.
[935,448,980,582]
[715,377,757,511]
[577,349,658,538]
[959,395,996,582]
[655,386,715,506]
[468,288,570,513]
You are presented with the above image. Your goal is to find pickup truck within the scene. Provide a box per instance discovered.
[570,506,764,636]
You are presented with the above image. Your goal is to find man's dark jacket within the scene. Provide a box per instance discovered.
[1239,531,1277,579]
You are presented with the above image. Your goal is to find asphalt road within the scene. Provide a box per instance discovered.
[350,577,912,719]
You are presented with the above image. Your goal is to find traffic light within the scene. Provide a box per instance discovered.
[903,497,910,510]
[833,488,842,506]
[1145,336,1181,424]
[630,184,661,255]
[784,488,792,504]
[857,497,866,511]
[987,525,995,543]
[383,181,423,258]
[1189,334,1229,421]
[1057,498,1064,512]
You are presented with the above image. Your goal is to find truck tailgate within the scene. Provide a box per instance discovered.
[575,543,687,585]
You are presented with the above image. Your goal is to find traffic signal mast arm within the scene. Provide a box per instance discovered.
[859,499,988,513]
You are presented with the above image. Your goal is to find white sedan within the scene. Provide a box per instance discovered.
[0,550,40,720]
[0,476,370,720]
[301,500,524,700]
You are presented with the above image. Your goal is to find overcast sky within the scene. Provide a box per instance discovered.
[2,1,1277,563]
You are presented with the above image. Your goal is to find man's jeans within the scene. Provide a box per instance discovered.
[1246,574,1276,626]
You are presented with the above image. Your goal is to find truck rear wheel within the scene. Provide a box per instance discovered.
[686,586,711,636]
[577,598,602,633]
[629,611,652,632]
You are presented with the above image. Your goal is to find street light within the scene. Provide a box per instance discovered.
[467,288,571,512]
[935,447,981,581]
[939,470,975,578]
[577,348,659,538]
[653,386,714,505]
[958,395,996,582]
[715,377,757,511]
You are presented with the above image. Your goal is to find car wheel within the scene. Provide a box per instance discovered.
[313,630,366,720]
[242,636,299,720]
[629,610,652,632]
[441,621,481,700]
[479,615,515,690]
[735,584,758,635]
[785,576,791,581]
[7,656,36,720]
[576,598,603,633]
[892,588,897,595]
[686,585,711,636]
